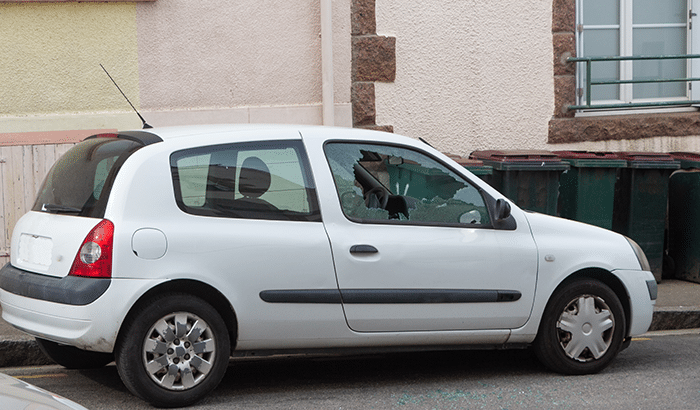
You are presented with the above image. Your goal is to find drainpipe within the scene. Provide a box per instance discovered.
[320,0,334,125]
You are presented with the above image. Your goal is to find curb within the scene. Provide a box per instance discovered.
[0,339,52,368]
[648,307,700,331]
[0,309,698,368]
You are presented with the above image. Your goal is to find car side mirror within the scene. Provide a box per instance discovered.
[495,199,511,221]
[387,156,404,165]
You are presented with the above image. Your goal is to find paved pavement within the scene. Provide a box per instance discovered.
[0,279,698,368]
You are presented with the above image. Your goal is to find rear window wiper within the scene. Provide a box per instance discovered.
[41,204,82,214]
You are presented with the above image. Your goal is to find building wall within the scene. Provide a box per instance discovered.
[0,0,352,136]
[0,2,142,133]
[373,0,555,156]
[0,0,351,259]
[548,0,700,153]
[135,0,352,126]
[371,0,700,156]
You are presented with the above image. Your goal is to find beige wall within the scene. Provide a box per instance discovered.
[0,1,352,254]
[373,0,700,155]
[133,0,351,127]
[136,0,350,113]
[0,3,140,117]
[374,1,554,156]
[0,0,352,135]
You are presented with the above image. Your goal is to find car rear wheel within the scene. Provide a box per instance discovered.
[36,338,113,369]
[115,293,230,408]
[533,279,626,375]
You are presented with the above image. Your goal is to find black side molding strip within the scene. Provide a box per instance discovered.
[0,263,110,306]
[260,289,521,304]
[260,289,342,304]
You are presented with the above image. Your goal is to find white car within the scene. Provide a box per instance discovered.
[0,125,656,407]
[0,372,88,410]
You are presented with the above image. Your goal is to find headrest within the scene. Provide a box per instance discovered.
[238,156,271,198]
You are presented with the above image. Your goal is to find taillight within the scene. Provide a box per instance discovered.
[68,219,114,278]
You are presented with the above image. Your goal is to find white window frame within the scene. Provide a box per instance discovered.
[576,0,694,108]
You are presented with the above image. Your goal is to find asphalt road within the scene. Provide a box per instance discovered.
[3,329,699,409]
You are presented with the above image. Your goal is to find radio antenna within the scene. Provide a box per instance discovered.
[100,64,152,129]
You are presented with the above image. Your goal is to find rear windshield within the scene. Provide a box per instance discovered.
[33,137,144,218]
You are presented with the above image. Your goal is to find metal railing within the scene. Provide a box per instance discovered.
[567,54,700,110]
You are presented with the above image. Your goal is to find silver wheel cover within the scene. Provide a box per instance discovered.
[556,295,615,362]
[142,312,216,391]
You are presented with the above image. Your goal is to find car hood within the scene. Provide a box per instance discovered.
[522,211,643,272]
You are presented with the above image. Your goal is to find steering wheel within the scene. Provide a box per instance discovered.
[364,186,389,209]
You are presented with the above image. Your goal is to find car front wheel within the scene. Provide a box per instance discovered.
[115,293,231,408]
[533,279,626,375]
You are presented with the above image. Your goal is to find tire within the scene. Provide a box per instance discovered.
[36,338,113,369]
[115,293,231,408]
[533,279,626,375]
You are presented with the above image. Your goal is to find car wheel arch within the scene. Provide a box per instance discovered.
[550,268,631,336]
[115,279,238,354]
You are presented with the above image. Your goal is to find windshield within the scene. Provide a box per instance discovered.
[33,137,144,218]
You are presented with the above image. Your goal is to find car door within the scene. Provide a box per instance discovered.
[318,141,539,332]
[168,138,347,343]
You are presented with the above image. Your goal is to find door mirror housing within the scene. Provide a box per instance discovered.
[495,199,511,221]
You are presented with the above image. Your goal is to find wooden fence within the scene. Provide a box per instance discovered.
[0,143,75,266]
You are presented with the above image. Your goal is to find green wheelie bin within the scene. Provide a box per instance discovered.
[554,151,626,230]
[667,152,700,283]
[469,150,569,216]
[612,152,680,281]
[445,154,493,180]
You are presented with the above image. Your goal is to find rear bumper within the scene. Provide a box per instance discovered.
[0,263,109,305]
[1,293,95,346]
[0,272,164,353]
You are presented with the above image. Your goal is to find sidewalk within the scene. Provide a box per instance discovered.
[0,279,698,368]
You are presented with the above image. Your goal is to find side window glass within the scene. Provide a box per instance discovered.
[171,140,320,221]
[236,149,311,214]
[324,142,490,226]
[93,156,117,200]
[175,153,210,207]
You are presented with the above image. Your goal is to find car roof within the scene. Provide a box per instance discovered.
[111,124,442,161]
[135,124,311,141]
[116,124,425,150]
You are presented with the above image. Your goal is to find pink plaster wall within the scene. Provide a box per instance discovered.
[135,0,350,112]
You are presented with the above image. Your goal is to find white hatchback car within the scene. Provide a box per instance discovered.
[0,125,656,407]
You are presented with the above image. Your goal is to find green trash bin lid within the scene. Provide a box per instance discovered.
[552,151,627,168]
[469,150,570,171]
[615,152,680,169]
[445,154,493,176]
[669,152,700,169]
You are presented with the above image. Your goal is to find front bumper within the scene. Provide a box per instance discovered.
[614,269,657,337]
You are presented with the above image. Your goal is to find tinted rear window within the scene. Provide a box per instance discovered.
[170,140,321,221]
[33,137,144,218]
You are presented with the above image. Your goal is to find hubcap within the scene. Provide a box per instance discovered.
[142,312,216,390]
[556,295,614,362]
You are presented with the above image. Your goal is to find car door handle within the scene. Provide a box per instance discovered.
[350,244,378,254]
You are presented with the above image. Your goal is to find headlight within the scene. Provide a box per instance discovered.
[625,236,651,271]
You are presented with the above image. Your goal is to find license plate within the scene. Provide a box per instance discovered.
[18,234,53,267]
